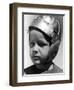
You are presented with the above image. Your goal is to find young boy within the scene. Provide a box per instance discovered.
[24,15,63,74]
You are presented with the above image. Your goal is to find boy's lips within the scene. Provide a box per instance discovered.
[32,56,40,64]
[32,56,40,60]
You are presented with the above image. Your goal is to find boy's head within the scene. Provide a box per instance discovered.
[29,15,62,70]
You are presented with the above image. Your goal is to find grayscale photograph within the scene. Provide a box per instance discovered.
[23,14,63,75]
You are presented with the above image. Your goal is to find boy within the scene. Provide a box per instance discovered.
[24,15,63,74]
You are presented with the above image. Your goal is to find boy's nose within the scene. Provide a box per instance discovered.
[33,50,38,55]
[33,44,39,54]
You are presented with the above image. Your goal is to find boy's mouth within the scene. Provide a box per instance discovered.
[32,56,40,64]
[32,56,40,60]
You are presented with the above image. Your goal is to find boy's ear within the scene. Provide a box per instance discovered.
[48,40,60,61]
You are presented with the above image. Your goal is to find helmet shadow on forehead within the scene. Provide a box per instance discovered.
[29,26,52,46]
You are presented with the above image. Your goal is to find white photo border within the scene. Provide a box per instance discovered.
[17,7,70,83]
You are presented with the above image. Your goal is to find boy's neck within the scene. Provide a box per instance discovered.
[36,61,53,71]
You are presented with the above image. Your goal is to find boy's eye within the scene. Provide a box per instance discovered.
[30,42,35,48]
[38,42,47,47]
[29,41,48,48]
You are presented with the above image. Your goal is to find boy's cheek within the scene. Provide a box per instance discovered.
[30,50,32,57]
[41,47,50,54]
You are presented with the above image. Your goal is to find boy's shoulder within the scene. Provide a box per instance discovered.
[43,63,63,73]
[24,63,63,74]
[24,65,36,74]
[24,65,44,74]
[52,64,63,73]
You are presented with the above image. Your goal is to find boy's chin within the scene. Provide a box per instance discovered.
[33,60,40,65]
[32,60,42,69]
[35,63,46,70]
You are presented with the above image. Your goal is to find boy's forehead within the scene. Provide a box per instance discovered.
[29,30,45,41]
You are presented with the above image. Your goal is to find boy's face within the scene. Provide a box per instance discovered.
[29,30,51,69]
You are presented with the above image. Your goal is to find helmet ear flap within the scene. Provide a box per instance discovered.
[48,40,60,61]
